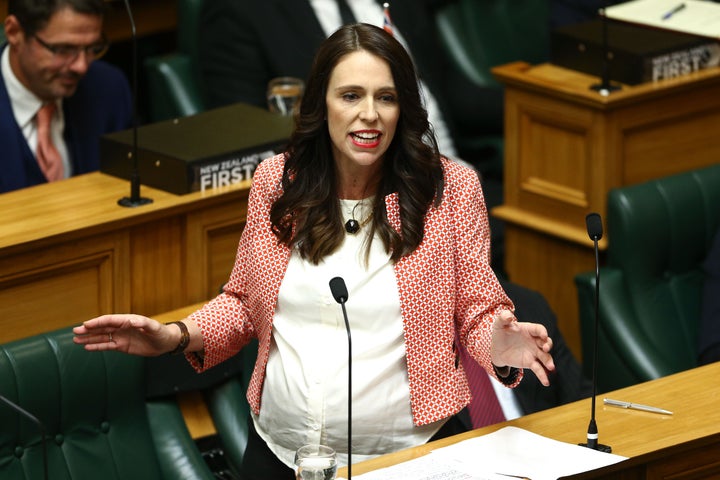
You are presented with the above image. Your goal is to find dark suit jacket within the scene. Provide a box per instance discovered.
[0,44,132,194]
[198,0,471,134]
[699,228,720,365]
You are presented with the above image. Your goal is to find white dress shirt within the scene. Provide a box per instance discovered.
[1,46,71,177]
[253,198,444,469]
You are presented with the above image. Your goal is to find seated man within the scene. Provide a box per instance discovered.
[1,0,131,194]
[460,280,592,429]
[698,226,720,365]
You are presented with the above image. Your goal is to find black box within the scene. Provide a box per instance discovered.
[551,20,720,85]
[101,103,294,195]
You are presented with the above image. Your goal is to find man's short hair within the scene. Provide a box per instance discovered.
[8,0,106,37]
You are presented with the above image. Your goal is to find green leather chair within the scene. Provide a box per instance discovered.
[433,0,550,178]
[575,164,720,394]
[0,327,215,480]
[202,339,258,477]
[144,0,205,122]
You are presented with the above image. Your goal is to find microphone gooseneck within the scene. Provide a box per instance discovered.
[579,213,612,453]
[117,0,152,208]
[1,394,49,480]
[329,276,352,479]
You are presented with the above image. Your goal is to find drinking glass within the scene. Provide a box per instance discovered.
[294,444,337,480]
[267,76,305,116]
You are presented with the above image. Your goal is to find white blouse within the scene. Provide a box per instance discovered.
[253,198,444,468]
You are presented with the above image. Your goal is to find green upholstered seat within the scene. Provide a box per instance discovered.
[0,327,214,480]
[433,0,550,178]
[202,339,258,477]
[144,0,205,122]
[575,164,720,393]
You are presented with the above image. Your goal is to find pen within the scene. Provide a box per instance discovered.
[661,3,685,20]
[604,398,673,415]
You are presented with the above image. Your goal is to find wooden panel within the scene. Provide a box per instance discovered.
[185,196,249,302]
[646,442,720,479]
[502,224,594,361]
[621,107,720,185]
[0,172,252,344]
[0,233,130,343]
[129,217,186,316]
[491,62,720,358]
[515,92,596,210]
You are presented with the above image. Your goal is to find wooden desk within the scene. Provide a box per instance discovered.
[0,173,249,344]
[340,362,720,479]
[491,62,720,360]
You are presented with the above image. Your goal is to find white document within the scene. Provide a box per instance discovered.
[339,427,627,480]
[605,0,720,39]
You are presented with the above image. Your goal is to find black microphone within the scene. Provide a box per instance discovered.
[329,276,352,479]
[579,212,612,453]
[0,393,49,480]
[590,1,621,96]
[117,0,152,208]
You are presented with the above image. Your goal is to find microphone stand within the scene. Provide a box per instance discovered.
[117,0,152,207]
[590,2,621,97]
[329,277,352,479]
[579,213,612,453]
[1,394,49,480]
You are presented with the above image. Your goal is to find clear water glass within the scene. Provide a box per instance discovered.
[267,76,305,116]
[294,444,337,480]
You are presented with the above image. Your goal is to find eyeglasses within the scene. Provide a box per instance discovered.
[32,34,109,64]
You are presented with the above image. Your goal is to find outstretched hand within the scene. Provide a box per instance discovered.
[491,310,555,386]
[73,314,176,357]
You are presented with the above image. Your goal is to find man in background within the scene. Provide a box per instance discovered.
[1,0,131,193]
[460,280,593,429]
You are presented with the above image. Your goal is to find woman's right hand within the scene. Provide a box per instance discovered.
[73,314,180,357]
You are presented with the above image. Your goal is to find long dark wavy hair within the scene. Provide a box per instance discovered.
[270,23,445,264]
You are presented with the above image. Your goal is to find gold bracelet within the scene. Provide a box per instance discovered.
[167,321,190,355]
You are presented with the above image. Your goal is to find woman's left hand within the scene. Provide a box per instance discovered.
[491,310,555,386]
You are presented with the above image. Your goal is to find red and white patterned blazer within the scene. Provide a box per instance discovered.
[187,154,520,426]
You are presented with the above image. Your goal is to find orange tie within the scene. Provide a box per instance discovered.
[36,102,64,182]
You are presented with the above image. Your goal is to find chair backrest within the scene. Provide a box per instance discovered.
[177,0,204,73]
[434,0,550,87]
[0,328,208,480]
[606,164,720,365]
[203,339,258,476]
[143,0,205,122]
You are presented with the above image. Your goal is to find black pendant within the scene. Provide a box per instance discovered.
[344,219,360,234]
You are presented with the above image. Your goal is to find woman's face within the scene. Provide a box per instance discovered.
[325,50,399,178]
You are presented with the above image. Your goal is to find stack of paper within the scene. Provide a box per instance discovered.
[605,0,720,39]
[338,427,627,480]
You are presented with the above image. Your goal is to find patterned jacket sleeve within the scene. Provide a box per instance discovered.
[443,160,521,385]
[185,156,282,372]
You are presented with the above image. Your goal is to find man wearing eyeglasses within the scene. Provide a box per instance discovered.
[1,0,131,194]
